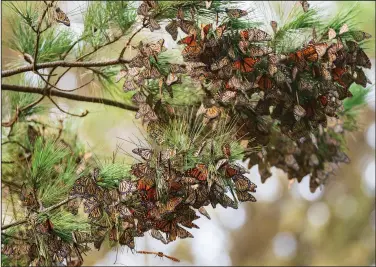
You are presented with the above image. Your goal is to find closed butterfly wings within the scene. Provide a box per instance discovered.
[55,7,70,26]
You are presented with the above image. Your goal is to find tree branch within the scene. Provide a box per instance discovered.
[2,84,138,112]
[1,196,76,231]
[2,58,130,78]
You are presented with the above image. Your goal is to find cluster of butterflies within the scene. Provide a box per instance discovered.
[2,219,90,266]
[247,120,350,193]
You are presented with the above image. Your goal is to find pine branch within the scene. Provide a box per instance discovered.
[2,84,138,112]
[1,196,76,231]
[2,58,131,78]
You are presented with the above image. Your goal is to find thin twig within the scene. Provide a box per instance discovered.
[2,58,130,78]
[2,141,29,151]
[33,4,50,71]
[1,196,76,231]
[1,95,44,128]
[2,84,138,111]
[118,21,148,60]
[48,96,89,117]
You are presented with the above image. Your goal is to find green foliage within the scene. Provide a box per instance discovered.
[273,7,320,53]
[319,2,360,36]
[42,211,90,243]
[6,16,76,64]
[97,162,132,189]
[30,138,70,190]
[82,1,137,49]
[344,84,372,111]
[38,156,77,207]
[3,2,40,30]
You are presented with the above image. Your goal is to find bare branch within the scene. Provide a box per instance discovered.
[1,196,77,231]
[48,96,89,117]
[2,58,130,77]
[2,84,138,112]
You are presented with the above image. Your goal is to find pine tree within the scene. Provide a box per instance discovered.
[1,1,373,266]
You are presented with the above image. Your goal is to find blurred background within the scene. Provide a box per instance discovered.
[1,1,375,266]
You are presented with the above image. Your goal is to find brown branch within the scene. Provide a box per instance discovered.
[1,95,44,128]
[2,58,130,77]
[1,219,27,231]
[118,21,148,60]
[48,96,89,117]
[1,196,76,231]
[33,5,50,71]
[2,84,138,112]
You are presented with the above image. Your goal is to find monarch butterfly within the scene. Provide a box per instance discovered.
[166,197,183,212]
[185,164,208,181]
[118,204,132,219]
[115,69,128,83]
[129,55,150,69]
[137,2,150,16]
[118,180,135,197]
[293,105,306,121]
[232,174,257,192]
[205,106,221,119]
[233,57,260,72]
[182,45,202,59]
[350,30,372,42]
[179,19,196,35]
[198,206,211,220]
[135,102,150,117]
[226,8,248,19]
[300,1,310,12]
[225,164,247,178]
[177,34,197,46]
[236,190,257,202]
[215,24,227,38]
[217,90,237,103]
[176,7,184,20]
[146,187,157,201]
[211,56,230,71]
[201,23,212,39]
[176,225,194,239]
[66,198,80,215]
[149,39,167,55]
[326,38,344,63]
[132,148,153,160]
[222,143,231,158]
[89,205,102,220]
[109,226,118,242]
[185,190,197,204]
[249,45,272,57]
[55,7,70,26]
[355,48,372,69]
[38,218,54,234]
[270,20,278,34]
[240,28,271,42]
[165,20,178,41]
[85,179,98,197]
[20,184,38,208]
[257,74,274,90]
[354,67,371,87]
[145,0,158,9]
[119,230,135,249]
[149,18,161,32]
[137,177,155,191]
[123,80,138,92]
[150,229,167,244]
[131,162,150,177]
[301,45,319,62]
[166,72,180,86]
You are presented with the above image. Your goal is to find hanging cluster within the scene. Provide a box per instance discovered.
[1,1,373,266]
